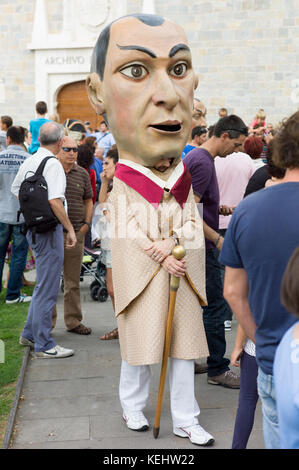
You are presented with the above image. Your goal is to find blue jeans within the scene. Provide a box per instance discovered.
[257,367,280,449]
[0,222,28,301]
[203,248,230,377]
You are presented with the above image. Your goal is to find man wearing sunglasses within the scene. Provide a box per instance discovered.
[12,122,77,358]
[52,136,94,336]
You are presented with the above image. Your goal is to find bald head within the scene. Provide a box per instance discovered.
[87,13,197,166]
[91,14,165,80]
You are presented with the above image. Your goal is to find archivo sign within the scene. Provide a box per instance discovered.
[45,55,91,65]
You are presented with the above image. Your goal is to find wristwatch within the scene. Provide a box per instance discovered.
[84,221,92,229]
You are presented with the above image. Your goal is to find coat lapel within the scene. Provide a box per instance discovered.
[115,160,191,208]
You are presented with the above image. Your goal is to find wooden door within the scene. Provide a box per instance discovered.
[57,80,102,131]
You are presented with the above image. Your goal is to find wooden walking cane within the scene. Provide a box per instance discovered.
[153,244,186,439]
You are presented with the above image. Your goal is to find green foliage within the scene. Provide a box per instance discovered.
[0,286,34,423]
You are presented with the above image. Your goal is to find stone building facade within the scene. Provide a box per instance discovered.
[0,0,298,129]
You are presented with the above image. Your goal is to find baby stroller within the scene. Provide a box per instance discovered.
[60,246,108,302]
[85,247,109,302]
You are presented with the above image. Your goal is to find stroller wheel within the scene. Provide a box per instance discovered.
[98,287,108,302]
[90,280,100,291]
[91,285,100,301]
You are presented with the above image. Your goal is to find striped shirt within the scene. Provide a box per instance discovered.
[65,164,93,231]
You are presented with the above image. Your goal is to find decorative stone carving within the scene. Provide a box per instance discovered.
[62,0,112,41]
[78,0,111,29]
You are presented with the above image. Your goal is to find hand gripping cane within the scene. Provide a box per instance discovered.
[153,245,186,439]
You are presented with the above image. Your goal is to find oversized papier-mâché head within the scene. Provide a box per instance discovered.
[86,14,198,167]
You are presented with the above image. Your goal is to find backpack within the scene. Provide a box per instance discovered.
[18,156,59,242]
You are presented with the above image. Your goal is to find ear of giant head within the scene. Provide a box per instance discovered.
[86,73,105,116]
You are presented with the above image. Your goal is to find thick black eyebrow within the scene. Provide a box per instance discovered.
[117,44,157,58]
[169,43,191,58]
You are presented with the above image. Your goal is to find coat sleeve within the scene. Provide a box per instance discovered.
[109,179,162,315]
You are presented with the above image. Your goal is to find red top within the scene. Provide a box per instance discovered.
[87,168,97,203]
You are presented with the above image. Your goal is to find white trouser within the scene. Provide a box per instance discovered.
[119,358,200,428]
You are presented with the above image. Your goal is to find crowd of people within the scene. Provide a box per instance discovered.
[1,97,298,449]
[0,103,117,339]
[0,13,298,451]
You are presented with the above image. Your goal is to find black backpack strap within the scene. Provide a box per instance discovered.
[31,226,36,244]
[35,156,56,177]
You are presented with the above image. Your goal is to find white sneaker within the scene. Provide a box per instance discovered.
[174,424,215,446]
[35,345,74,359]
[224,320,232,331]
[123,411,149,432]
[6,294,32,304]
[19,336,35,349]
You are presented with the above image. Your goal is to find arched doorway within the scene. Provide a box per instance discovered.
[57,80,102,131]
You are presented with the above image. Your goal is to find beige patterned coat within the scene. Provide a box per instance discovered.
[109,176,209,366]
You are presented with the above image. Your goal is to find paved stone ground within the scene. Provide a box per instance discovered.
[10,271,264,449]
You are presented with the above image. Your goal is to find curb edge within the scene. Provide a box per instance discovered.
[2,346,30,449]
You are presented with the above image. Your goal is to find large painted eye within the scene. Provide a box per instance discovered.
[170,62,188,77]
[120,64,147,79]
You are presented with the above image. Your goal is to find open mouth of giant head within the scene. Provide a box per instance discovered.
[149,120,182,133]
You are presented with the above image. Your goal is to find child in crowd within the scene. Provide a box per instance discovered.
[28,101,50,154]
[251,108,267,129]
[230,324,258,448]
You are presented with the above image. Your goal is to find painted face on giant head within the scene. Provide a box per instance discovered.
[87,14,198,167]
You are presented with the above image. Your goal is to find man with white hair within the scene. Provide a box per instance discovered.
[12,122,77,359]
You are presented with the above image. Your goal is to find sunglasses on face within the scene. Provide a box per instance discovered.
[62,147,78,153]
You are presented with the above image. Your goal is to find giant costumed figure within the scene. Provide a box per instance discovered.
[87,13,214,446]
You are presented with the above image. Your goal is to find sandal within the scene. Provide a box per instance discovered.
[68,324,92,335]
[100,328,119,340]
